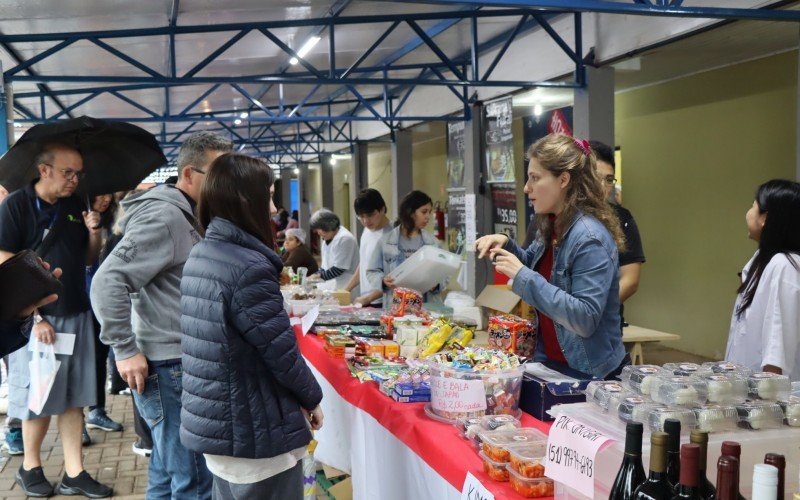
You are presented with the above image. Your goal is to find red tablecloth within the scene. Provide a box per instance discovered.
[296,328,554,499]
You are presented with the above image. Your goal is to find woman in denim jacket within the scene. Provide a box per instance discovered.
[476,134,629,379]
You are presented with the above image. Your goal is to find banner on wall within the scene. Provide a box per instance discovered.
[446,190,467,260]
[446,121,466,189]
[484,97,515,183]
[491,184,518,242]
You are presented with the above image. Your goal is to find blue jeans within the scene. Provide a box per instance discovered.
[132,360,211,499]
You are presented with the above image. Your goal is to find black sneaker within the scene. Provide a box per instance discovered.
[57,471,113,498]
[15,465,54,497]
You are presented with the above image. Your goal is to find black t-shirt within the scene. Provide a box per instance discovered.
[613,204,645,266]
[0,182,90,316]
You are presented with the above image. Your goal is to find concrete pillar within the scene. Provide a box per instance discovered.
[349,142,369,237]
[463,103,492,298]
[319,155,334,210]
[297,163,310,236]
[279,167,293,211]
[573,66,615,147]
[390,129,413,221]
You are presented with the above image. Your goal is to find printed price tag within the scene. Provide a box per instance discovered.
[301,305,319,336]
[431,376,486,413]
[461,472,494,500]
[544,415,614,498]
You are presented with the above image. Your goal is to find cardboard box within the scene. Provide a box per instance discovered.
[476,284,537,322]
[331,289,351,306]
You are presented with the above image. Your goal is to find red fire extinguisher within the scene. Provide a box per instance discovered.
[434,201,445,240]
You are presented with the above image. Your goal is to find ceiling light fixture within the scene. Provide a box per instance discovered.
[240,112,249,119]
[533,103,543,117]
[234,118,242,125]
[289,36,321,65]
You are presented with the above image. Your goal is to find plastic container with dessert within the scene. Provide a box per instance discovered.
[736,401,784,430]
[619,364,662,396]
[651,376,708,406]
[478,450,510,481]
[616,396,666,424]
[698,373,748,404]
[479,428,547,463]
[507,466,555,498]
[747,372,791,401]
[508,443,547,478]
[692,404,740,433]
[457,415,521,448]
[584,381,627,411]
[778,396,800,427]
[648,407,698,433]
[660,362,712,377]
[701,361,754,377]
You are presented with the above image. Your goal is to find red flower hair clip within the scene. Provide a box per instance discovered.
[574,138,592,157]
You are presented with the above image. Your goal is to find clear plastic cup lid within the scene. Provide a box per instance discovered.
[779,396,800,424]
[507,442,547,461]
[701,361,754,377]
[619,365,662,394]
[736,401,784,429]
[585,381,626,410]
[747,372,791,400]
[661,362,712,377]
[693,404,739,432]
[700,373,749,404]
[652,376,708,406]
[617,396,665,424]
[480,414,522,431]
[648,407,698,432]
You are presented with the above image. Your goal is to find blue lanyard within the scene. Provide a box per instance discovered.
[35,197,60,230]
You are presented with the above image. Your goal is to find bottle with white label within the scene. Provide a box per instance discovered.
[751,464,778,500]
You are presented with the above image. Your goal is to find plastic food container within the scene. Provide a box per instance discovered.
[479,428,547,463]
[648,407,698,433]
[617,396,666,424]
[747,372,791,400]
[585,381,627,410]
[693,404,740,433]
[736,401,784,430]
[699,373,749,404]
[619,364,662,396]
[661,362,712,377]
[508,444,547,478]
[779,396,800,427]
[479,450,509,482]
[457,415,521,448]
[507,466,555,498]
[287,298,318,316]
[702,361,754,377]
[652,376,708,406]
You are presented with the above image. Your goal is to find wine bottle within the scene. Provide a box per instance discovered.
[764,453,785,500]
[611,422,647,500]
[751,464,778,500]
[634,432,674,500]
[794,463,800,500]
[664,418,681,492]
[689,430,715,499]
[719,441,746,500]
[671,444,702,499]
[714,456,740,500]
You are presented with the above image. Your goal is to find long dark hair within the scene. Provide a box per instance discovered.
[198,153,276,249]
[736,179,800,317]
[90,194,118,230]
[397,190,432,235]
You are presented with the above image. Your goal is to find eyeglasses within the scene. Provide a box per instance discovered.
[190,167,207,175]
[603,175,617,186]
[44,163,85,181]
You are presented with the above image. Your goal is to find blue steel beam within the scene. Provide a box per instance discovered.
[183,30,251,78]
[110,90,161,117]
[88,38,165,77]
[51,91,103,120]
[177,83,220,116]
[4,38,79,77]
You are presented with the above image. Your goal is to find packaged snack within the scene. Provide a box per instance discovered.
[311,326,340,338]
[701,361,754,377]
[617,396,666,424]
[479,428,547,463]
[324,335,355,359]
[778,396,800,427]
[747,372,791,400]
[736,401,784,430]
[418,320,454,358]
[660,362,712,377]
[380,314,395,337]
[479,450,509,481]
[652,376,708,406]
[480,414,521,431]
[508,444,547,478]
[487,314,537,358]
[692,404,739,433]
[619,364,662,396]
[699,373,748,404]
[648,407,698,433]
[443,325,474,350]
[381,340,400,359]
[390,287,424,317]
[508,466,555,498]
[456,416,485,436]
[585,381,627,410]
[353,337,384,358]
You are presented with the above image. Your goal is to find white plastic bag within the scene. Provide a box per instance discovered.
[28,340,60,415]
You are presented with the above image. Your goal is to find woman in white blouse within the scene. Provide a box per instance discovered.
[725,179,800,381]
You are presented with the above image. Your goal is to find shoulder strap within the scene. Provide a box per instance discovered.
[34,208,67,259]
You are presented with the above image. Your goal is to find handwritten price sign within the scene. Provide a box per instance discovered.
[431,377,486,413]
[544,415,614,498]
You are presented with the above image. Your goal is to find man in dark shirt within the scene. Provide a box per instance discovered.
[589,141,646,312]
[0,143,112,498]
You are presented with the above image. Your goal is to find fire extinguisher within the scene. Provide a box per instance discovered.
[434,201,445,240]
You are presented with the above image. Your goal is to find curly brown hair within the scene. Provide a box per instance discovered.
[527,134,626,251]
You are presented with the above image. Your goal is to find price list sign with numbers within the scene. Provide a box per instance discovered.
[491,184,518,242]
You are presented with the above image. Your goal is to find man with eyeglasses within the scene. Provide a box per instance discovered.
[589,140,646,317]
[91,131,232,499]
[345,189,393,307]
[0,143,113,497]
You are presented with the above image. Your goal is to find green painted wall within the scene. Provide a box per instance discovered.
[616,51,797,359]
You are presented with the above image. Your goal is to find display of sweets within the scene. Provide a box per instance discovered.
[585,381,627,410]
[747,372,791,401]
[651,376,709,407]
[778,396,800,427]
[648,407,698,433]
[378,365,430,398]
[417,319,474,358]
[390,287,424,317]
[426,347,523,372]
[311,326,340,338]
[479,428,547,463]
[617,395,666,424]
[457,414,521,447]
[735,401,784,430]
[701,361,754,377]
[692,404,740,433]
[507,467,555,498]
[487,314,537,358]
[343,325,390,339]
[619,364,662,396]
[323,334,356,359]
[660,362,713,377]
[507,443,547,478]
[346,355,407,383]
[479,450,510,481]
[699,373,749,404]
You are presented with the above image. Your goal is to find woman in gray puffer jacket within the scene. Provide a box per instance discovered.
[180,153,323,500]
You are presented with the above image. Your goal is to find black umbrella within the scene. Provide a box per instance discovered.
[0,116,166,196]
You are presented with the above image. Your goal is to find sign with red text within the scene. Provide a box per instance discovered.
[431,376,487,414]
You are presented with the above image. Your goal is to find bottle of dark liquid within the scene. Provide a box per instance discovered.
[689,430,715,499]
[719,441,746,500]
[671,444,702,500]
[664,418,682,491]
[714,456,740,500]
[764,453,785,500]
[634,432,674,500]
[611,422,647,500]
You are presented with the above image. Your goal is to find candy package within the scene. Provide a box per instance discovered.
[390,287,424,317]
[488,314,537,358]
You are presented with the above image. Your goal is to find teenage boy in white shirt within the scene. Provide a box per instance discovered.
[345,189,393,307]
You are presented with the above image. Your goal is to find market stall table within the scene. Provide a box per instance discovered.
[622,325,681,365]
[295,328,554,500]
